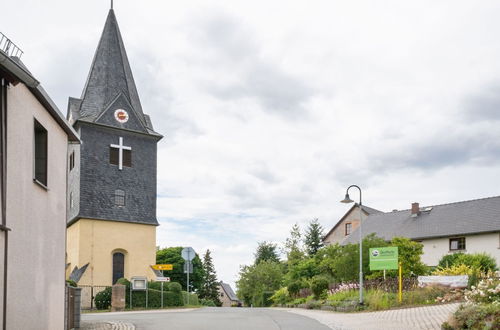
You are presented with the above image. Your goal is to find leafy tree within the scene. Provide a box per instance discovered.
[304,218,324,256]
[390,237,427,276]
[156,247,204,292]
[236,260,284,307]
[287,257,321,283]
[254,241,280,265]
[198,249,222,306]
[284,223,304,264]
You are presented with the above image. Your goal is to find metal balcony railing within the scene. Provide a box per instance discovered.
[0,32,24,59]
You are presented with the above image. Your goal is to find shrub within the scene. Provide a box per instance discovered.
[182,291,200,305]
[311,276,329,299]
[287,281,303,297]
[432,264,475,276]
[270,287,290,305]
[444,303,500,329]
[200,298,216,306]
[94,287,112,310]
[464,278,500,304]
[438,253,497,272]
[168,282,182,292]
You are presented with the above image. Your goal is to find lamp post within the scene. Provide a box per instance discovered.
[340,185,364,305]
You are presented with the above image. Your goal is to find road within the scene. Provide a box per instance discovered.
[82,303,459,330]
[82,307,331,330]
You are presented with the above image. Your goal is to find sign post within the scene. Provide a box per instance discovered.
[369,247,401,303]
[181,247,195,305]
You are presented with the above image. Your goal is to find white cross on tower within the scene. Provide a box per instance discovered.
[110,137,131,170]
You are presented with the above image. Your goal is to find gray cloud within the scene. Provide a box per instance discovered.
[463,83,500,122]
[188,12,315,117]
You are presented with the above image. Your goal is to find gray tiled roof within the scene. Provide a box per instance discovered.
[343,196,500,244]
[220,282,239,301]
[68,9,160,137]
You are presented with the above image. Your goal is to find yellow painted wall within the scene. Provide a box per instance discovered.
[67,218,157,286]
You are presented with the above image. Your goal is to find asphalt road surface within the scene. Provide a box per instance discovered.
[82,307,332,330]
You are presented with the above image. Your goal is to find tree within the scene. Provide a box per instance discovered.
[254,241,280,265]
[156,247,204,292]
[304,218,324,256]
[283,223,304,264]
[198,250,222,306]
[390,237,427,276]
[236,260,284,307]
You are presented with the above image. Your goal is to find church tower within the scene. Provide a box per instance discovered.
[66,8,162,287]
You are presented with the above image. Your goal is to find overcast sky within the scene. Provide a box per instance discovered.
[3,0,500,289]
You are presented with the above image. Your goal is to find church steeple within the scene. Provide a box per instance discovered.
[68,9,160,136]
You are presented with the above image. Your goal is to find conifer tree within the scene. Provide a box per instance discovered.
[304,218,324,256]
[199,249,222,306]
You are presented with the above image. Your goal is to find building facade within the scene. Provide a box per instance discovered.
[0,35,79,330]
[339,197,500,267]
[66,9,162,287]
[218,282,241,307]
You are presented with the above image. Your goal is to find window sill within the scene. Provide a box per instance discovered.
[449,249,466,253]
[33,179,49,191]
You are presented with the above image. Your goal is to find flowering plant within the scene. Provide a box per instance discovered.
[464,278,500,304]
[328,282,359,295]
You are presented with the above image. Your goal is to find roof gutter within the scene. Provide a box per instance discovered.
[0,51,38,87]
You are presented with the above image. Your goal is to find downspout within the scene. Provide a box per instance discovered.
[1,77,10,330]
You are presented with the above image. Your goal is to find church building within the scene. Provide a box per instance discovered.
[66,8,162,287]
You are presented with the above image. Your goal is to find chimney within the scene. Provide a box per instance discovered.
[411,202,420,217]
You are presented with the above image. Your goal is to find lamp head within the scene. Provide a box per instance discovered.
[340,193,354,204]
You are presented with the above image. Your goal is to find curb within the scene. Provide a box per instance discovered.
[80,321,135,330]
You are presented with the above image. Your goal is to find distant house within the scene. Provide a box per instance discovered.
[336,196,500,267]
[323,204,382,245]
[218,282,241,307]
[0,33,79,330]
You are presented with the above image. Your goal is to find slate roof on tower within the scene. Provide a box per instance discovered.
[67,9,161,138]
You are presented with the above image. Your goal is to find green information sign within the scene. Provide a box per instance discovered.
[369,247,399,270]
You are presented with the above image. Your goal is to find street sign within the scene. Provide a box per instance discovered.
[155,277,171,282]
[369,247,398,270]
[152,264,173,271]
[183,261,193,274]
[181,247,195,261]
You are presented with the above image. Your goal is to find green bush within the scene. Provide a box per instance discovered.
[94,287,112,310]
[200,298,216,306]
[181,291,199,305]
[444,303,500,329]
[311,276,329,299]
[94,279,185,309]
[438,253,497,272]
[287,281,303,297]
[270,287,291,305]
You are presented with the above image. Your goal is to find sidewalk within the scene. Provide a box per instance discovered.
[279,303,460,330]
[80,321,135,330]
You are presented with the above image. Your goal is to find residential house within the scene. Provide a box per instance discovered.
[338,196,500,267]
[218,282,241,307]
[0,33,79,330]
[323,204,382,245]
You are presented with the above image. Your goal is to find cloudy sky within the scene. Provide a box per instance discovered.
[3,0,500,288]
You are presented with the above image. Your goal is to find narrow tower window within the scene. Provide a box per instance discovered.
[114,189,125,206]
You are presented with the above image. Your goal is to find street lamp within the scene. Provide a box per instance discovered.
[340,185,364,305]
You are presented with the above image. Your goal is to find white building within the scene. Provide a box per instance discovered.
[326,196,500,267]
[0,33,79,330]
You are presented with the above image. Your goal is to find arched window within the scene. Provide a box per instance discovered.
[112,252,125,284]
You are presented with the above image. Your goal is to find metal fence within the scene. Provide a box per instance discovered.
[79,285,111,310]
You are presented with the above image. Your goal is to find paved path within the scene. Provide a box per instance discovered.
[81,303,459,330]
[280,303,460,330]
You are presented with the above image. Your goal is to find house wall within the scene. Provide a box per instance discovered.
[421,232,500,267]
[217,285,236,307]
[6,83,68,330]
[0,232,4,325]
[323,206,368,245]
[66,219,156,286]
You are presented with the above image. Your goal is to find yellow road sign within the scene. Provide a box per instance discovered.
[152,264,173,271]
